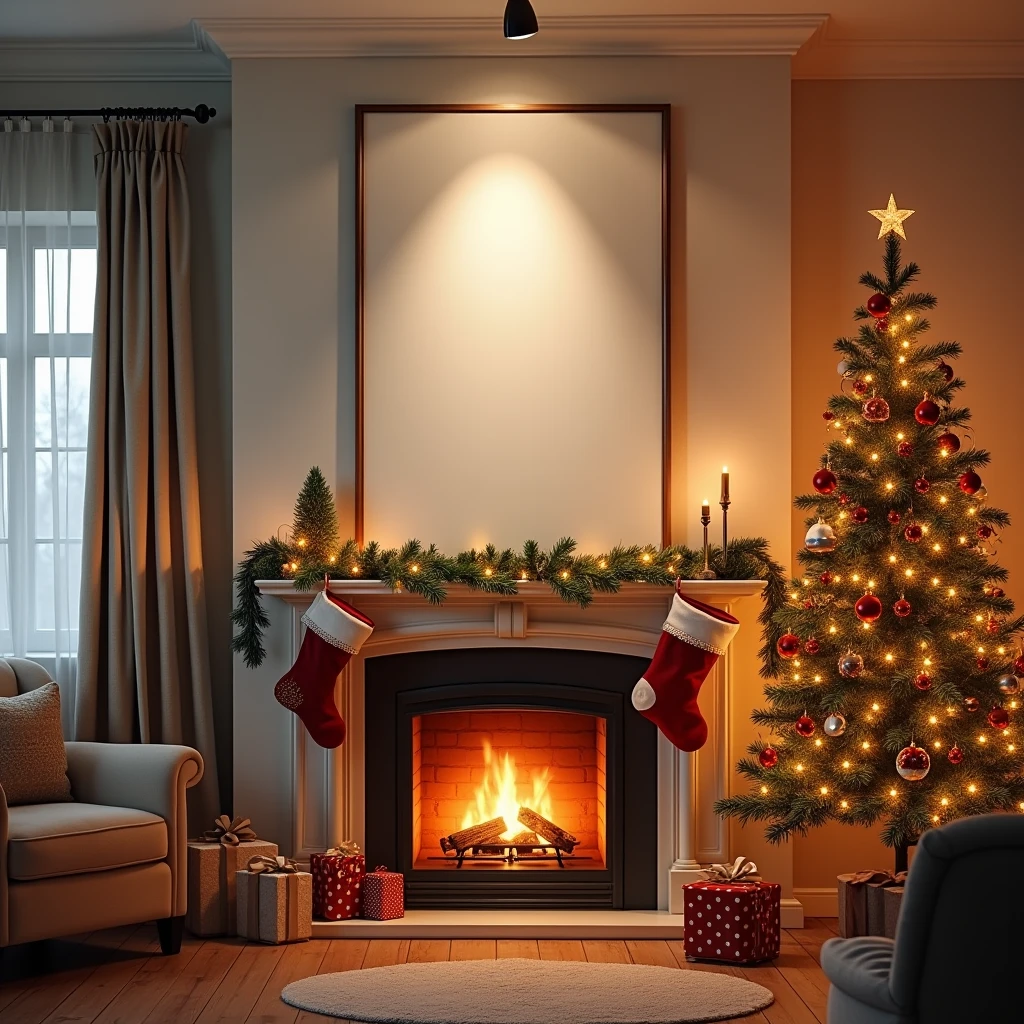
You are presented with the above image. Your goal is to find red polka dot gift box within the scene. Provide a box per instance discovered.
[683,857,780,964]
[362,865,405,921]
[310,844,365,921]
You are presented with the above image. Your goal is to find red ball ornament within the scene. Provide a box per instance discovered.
[822,411,834,422]
[866,293,892,318]
[977,655,990,671]
[977,524,993,539]
[959,471,982,495]
[937,360,954,383]
[988,707,1010,730]
[804,638,821,655]
[896,745,931,781]
[794,714,815,737]
[839,492,850,505]
[964,697,980,713]
[913,672,933,690]
[874,317,890,333]
[777,633,802,659]
[914,398,941,426]
[758,746,779,769]
[904,523,923,543]
[894,598,912,618]
[1014,655,1024,676]
[914,477,931,494]
[852,506,869,524]
[887,510,902,525]
[802,600,813,609]
[813,468,838,495]
[987,618,1000,635]
[990,587,1004,598]
[897,441,914,457]
[820,571,833,585]
[947,744,964,765]
[937,432,961,454]
[862,397,891,423]
[855,593,883,622]
[852,379,869,397]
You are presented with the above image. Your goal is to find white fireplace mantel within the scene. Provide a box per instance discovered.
[258,579,765,918]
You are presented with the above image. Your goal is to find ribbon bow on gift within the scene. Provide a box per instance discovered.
[323,841,362,857]
[201,815,258,846]
[247,855,299,875]
[848,869,908,886]
[702,856,761,884]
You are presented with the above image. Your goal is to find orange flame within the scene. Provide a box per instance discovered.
[460,741,554,842]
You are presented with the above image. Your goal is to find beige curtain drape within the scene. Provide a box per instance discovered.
[76,121,218,827]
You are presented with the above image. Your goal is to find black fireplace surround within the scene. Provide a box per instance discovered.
[365,648,658,909]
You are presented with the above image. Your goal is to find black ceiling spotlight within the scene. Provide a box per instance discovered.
[503,0,539,40]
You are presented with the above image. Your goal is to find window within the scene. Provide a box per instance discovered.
[0,216,96,656]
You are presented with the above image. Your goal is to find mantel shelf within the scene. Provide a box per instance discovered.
[257,579,766,606]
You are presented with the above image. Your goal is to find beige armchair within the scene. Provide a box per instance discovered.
[0,657,203,955]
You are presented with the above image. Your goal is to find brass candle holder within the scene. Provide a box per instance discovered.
[720,499,731,569]
[698,505,717,579]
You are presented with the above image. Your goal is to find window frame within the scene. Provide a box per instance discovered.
[0,220,96,657]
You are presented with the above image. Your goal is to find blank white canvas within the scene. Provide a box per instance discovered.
[362,110,664,552]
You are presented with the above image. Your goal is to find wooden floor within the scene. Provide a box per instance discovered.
[0,919,839,1024]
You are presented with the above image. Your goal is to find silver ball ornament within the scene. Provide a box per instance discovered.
[974,485,988,502]
[837,359,851,376]
[823,713,847,737]
[838,652,864,679]
[997,673,1021,696]
[805,521,838,554]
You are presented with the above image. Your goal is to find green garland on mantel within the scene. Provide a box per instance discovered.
[232,467,788,670]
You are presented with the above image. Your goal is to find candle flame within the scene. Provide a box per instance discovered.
[722,465,729,473]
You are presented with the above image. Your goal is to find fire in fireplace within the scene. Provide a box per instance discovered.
[412,710,606,870]
[364,647,658,909]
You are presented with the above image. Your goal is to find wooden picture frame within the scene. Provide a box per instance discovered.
[356,104,671,548]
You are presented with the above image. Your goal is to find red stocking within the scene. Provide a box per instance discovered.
[274,589,375,749]
[632,585,740,752]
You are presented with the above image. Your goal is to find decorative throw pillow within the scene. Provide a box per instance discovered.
[0,682,72,805]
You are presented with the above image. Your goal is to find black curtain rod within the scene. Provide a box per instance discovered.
[0,104,216,124]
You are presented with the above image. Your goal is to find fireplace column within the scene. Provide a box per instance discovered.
[666,745,707,912]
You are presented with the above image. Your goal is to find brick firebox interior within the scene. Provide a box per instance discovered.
[412,710,607,869]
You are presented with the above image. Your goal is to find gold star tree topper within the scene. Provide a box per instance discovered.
[868,194,915,239]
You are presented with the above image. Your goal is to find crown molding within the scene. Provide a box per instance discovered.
[197,14,828,60]
[0,22,230,82]
[793,34,1024,79]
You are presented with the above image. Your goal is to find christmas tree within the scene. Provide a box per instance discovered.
[717,201,1024,867]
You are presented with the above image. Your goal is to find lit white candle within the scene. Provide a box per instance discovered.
[721,466,730,503]
[702,498,710,520]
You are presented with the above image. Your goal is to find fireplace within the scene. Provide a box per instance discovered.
[364,648,659,909]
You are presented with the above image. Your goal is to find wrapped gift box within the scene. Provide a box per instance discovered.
[311,849,365,921]
[186,838,278,936]
[236,864,312,944]
[363,865,404,920]
[837,871,905,938]
[883,885,904,940]
[683,880,781,964]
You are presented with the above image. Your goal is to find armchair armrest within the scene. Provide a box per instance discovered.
[821,936,906,1016]
[64,742,203,917]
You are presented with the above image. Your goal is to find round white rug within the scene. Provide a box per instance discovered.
[281,958,774,1024]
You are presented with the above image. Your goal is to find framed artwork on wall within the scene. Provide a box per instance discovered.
[356,104,670,551]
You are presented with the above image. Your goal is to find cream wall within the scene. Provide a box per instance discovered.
[791,78,1024,907]
[231,56,793,881]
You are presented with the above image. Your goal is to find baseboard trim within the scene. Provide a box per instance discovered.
[793,887,837,918]
[780,897,804,929]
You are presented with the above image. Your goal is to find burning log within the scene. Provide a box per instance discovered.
[440,816,507,854]
[517,806,578,853]
[507,830,537,846]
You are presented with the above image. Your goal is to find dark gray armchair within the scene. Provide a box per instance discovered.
[821,814,1024,1023]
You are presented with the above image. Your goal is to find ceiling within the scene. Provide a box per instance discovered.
[1,1,1021,44]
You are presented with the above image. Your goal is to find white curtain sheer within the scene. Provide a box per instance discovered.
[0,119,96,733]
